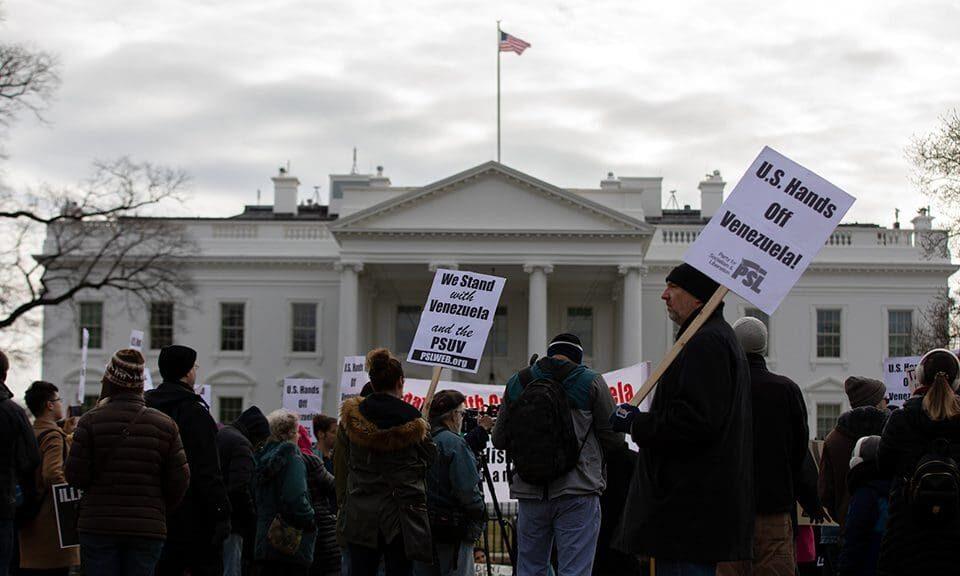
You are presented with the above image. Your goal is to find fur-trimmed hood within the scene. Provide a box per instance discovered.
[340,394,428,452]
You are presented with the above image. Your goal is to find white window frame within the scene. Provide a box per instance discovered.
[216,299,250,357]
[810,305,847,367]
[883,306,917,358]
[288,300,323,359]
[78,300,105,350]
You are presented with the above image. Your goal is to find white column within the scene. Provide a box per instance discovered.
[336,262,363,361]
[524,264,553,359]
[619,265,643,366]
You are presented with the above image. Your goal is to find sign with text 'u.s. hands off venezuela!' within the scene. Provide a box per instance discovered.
[407,269,506,374]
[685,147,856,315]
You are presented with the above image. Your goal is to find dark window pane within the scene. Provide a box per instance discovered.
[221,303,245,351]
[816,403,841,440]
[484,307,509,357]
[566,307,594,357]
[816,309,841,358]
[396,305,422,353]
[888,310,913,357]
[150,302,174,349]
[79,302,103,349]
[292,303,317,352]
[218,397,244,423]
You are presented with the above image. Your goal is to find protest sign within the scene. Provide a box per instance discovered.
[402,361,652,503]
[283,378,324,438]
[197,384,212,408]
[339,355,367,404]
[883,355,921,407]
[407,269,506,374]
[77,328,89,403]
[52,483,82,548]
[685,146,856,315]
[128,329,154,390]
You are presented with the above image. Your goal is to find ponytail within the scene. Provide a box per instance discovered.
[366,348,404,393]
[922,371,960,421]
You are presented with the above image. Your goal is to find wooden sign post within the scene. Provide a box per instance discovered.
[422,366,443,417]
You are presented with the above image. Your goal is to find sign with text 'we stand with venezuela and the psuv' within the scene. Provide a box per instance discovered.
[407,269,506,374]
[685,147,856,314]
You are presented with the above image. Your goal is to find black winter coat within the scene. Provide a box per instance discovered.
[615,304,754,563]
[303,451,340,576]
[217,427,255,539]
[0,382,40,520]
[877,394,960,576]
[747,354,810,513]
[146,381,230,549]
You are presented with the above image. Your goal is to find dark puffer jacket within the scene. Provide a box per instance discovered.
[877,394,960,576]
[218,406,270,543]
[303,451,340,576]
[146,381,230,547]
[335,393,436,563]
[65,392,190,539]
[615,304,754,563]
[0,382,39,520]
[819,406,889,527]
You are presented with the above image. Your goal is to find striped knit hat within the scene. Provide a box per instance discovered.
[102,348,146,390]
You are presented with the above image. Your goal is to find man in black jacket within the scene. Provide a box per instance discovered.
[0,350,40,576]
[146,345,231,576]
[717,317,820,575]
[611,264,754,575]
[217,406,269,576]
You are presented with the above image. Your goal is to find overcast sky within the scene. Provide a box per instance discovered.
[3,0,959,227]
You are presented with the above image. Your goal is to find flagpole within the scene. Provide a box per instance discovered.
[497,20,501,163]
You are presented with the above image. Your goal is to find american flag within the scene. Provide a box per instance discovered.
[499,31,531,55]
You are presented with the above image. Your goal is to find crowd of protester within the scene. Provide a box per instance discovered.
[2,264,960,576]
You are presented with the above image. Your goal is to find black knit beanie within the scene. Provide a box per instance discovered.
[547,333,584,365]
[158,345,197,382]
[665,263,720,303]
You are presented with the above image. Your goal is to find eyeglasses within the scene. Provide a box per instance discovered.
[50,397,62,403]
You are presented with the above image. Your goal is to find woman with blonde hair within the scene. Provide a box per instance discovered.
[254,409,316,575]
[878,348,960,575]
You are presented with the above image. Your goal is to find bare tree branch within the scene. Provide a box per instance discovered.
[0,42,59,127]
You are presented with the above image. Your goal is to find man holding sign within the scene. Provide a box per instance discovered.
[612,264,754,572]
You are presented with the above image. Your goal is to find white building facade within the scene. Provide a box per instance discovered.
[40,161,955,439]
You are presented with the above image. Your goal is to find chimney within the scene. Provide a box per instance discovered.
[601,171,621,190]
[911,207,933,231]
[272,166,300,215]
[699,169,725,219]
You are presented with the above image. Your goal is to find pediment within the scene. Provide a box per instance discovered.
[805,376,844,393]
[332,162,653,237]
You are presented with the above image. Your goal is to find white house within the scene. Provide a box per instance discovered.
[40,161,955,439]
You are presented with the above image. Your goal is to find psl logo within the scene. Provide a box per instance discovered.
[731,259,767,294]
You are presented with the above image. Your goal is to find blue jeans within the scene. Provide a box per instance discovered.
[656,560,716,576]
[223,533,243,576]
[79,533,164,576]
[0,520,13,576]
[516,494,601,576]
[412,541,474,576]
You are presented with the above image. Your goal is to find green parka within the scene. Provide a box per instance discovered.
[254,440,316,567]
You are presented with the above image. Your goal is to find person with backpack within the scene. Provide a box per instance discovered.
[218,406,271,576]
[838,436,888,576]
[146,344,232,576]
[64,348,190,576]
[0,351,40,576]
[335,348,436,576]
[491,333,620,576]
[414,390,485,576]
[17,381,79,574]
[877,348,960,575]
[610,264,754,575]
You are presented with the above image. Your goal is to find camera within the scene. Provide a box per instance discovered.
[461,404,499,434]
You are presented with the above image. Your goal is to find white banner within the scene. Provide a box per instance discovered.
[685,147,855,314]
[283,378,324,438]
[400,361,652,503]
[883,355,921,407]
[128,329,153,390]
[339,355,367,404]
[407,269,506,374]
[77,329,89,403]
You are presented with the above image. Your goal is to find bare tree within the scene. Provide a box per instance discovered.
[0,157,195,332]
[909,110,960,256]
[912,289,960,354]
[0,42,58,128]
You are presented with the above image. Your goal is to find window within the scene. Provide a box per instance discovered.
[395,305,422,353]
[218,397,244,424]
[485,307,508,357]
[816,403,842,440]
[220,303,245,351]
[816,309,842,358]
[150,302,174,349]
[566,307,594,357]
[291,303,318,353]
[888,310,913,357]
[78,302,103,349]
[81,394,99,414]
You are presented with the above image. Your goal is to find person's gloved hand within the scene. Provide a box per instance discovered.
[212,517,232,545]
[610,403,640,433]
